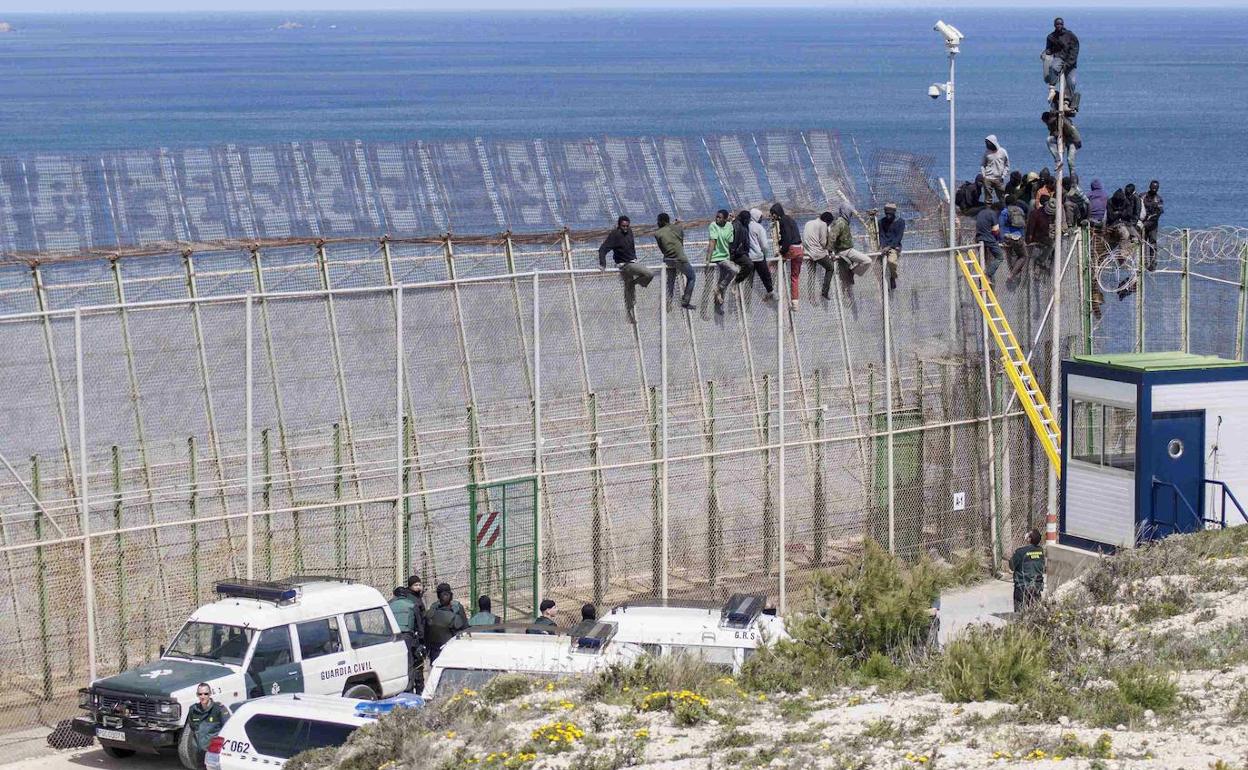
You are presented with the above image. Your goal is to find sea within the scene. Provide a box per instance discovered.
[0,8,1244,228]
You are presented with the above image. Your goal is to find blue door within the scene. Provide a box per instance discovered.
[1149,410,1205,537]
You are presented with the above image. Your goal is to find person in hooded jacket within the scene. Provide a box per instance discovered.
[388,575,427,691]
[423,583,468,663]
[1087,179,1108,227]
[747,208,776,300]
[730,210,756,288]
[1106,188,1137,247]
[877,203,905,291]
[956,175,987,217]
[770,203,803,309]
[801,212,840,301]
[979,135,1010,204]
[1004,171,1026,203]
[1142,180,1164,267]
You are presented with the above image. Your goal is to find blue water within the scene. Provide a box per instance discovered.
[0,9,1244,227]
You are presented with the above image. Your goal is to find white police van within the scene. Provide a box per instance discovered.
[73,577,410,769]
[421,621,644,699]
[605,593,787,673]
[205,693,423,770]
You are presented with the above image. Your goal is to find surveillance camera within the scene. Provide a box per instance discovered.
[934,20,964,47]
[928,84,941,99]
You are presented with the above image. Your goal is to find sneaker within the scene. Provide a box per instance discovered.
[1047,85,1056,102]
[789,299,799,311]
[764,291,777,302]
[681,300,696,310]
[626,306,636,325]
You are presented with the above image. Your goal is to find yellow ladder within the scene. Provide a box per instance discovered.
[956,250,1062,476]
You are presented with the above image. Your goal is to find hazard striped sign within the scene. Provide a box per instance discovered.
[476,510,502,548]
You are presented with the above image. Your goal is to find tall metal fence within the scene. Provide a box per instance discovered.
[0,223,1079,731]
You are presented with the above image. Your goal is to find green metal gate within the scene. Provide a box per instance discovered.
[468,477,538,622]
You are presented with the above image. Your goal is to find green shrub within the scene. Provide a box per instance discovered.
[1230,688,1248,721]
[1111,665,1178,712]
[1132,583,1192,623]
[938,625,1047,703]
[585,654,728,702]
[481,673,533,703]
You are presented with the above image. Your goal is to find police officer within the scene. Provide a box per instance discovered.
[388,575,425,691]
[423,583,468,662]
[528,598,559,634]
[469,595,501,627]
[186,683,229,768]
[1009,529,1047,613]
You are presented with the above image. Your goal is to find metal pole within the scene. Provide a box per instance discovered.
[394,286,405,585]
[76,309,97,683]
[532,272,543,603]
[245,294,254,579]
[1047,72,1066,543]
[1181,228,1191,353]
[884,250,896,555]
[1237,244,1248,361]
[981,241,998,556]
[660,264,669,602]
[948,49,958,340]
[778,256,787,613]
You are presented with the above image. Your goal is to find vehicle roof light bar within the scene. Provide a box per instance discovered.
[720,593,765,629]
[214,579,299,605]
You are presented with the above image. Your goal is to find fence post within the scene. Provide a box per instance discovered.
[659,265,669,602]
[778,258,786,613]
[1238,244,1248,361]
[589,392,604,606]
[111,445,127,669]
[261,429,272,579]
[532,272,544,604]
[1079,226,1093,354]
[394,285,405,586]
[883,249,896,556]
[75,309,98,683]
[1136,239,1147,353]
[649,386,661,594]
[812,369,826,567]
[31,264,78,502]
[245,294,254,580]
[32,455,52,700]
[762,374,774,576]
[1181,228,1191,353]
[333,421,345,573]
[188,437,200,598]
[706,380,720,590]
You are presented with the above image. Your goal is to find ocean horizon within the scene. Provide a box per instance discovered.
[0,8,1244,228]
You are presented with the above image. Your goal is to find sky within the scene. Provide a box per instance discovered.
[4,0,1236,14]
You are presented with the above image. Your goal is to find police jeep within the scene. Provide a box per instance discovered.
[605,593,787,673]
[73,577,410,769]
[422,620,644,699]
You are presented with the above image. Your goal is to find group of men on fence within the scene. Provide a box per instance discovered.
[597,200,909,320]
[386,575,596,692]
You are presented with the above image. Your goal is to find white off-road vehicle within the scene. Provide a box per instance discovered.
[73,577,410,769]
[605,593,787,672]
[422,620,644,699]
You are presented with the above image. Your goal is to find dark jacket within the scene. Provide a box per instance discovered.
[878,214,905,249]
[1026,205,1053,245]
[1042,111,1082,149]
[187,700,230,751]
[1045,28,1080,67]
[974,207,1000,242]
[468,611,501,628]
[1107,190,1133,227]
[769,203,801,256]
[598,226,636,267]
[388,589,418,635]
[654,222,687,262]
[527,616,558,635]
[1009,544,1046,588]
[1088,179,1108,222]
[424,599,468,649]
[730,213,751,260]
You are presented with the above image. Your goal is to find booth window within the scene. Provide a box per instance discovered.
[1071,400,1136,471]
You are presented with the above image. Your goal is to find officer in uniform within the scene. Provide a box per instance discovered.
[528,599,559,634]
[1009,529,1046,613]
[423,583,468,662]
[187,683,230,768]
[468,595,501,627]
[389,575,426,692]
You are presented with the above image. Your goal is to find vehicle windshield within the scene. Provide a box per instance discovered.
[166,622,254,666]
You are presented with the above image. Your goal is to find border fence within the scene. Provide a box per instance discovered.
[0,127,1242,735]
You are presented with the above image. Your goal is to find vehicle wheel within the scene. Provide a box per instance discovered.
[176,727,200,770]
[101,745,136,759]
[343,682,378,700]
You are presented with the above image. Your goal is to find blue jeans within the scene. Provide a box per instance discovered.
[1043,55,1078,96]
[978,238,1004,278]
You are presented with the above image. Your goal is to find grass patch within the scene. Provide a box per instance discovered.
[584,654,732,704]
[481,674,534,704]
[1132,582,1193,623]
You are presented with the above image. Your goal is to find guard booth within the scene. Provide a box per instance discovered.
[1061,353,1248,551]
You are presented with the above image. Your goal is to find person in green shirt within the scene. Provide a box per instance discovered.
[1009,529,1046,613]
[706,209,737,314]
[655,212,696,310]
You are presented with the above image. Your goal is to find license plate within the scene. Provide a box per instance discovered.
[96,728,126,742]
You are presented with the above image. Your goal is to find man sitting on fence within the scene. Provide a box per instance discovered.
[599,215,654,325]
[877,203,905,291]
